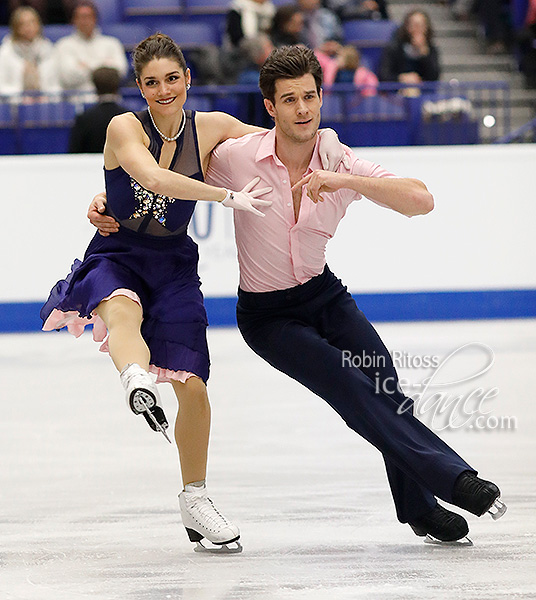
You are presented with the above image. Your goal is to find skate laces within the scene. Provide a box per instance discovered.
[185,490,231,531]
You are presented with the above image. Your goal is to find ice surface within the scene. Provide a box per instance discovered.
[1,320,535,600]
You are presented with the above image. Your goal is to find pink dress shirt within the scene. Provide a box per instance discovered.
[206,129,396,293]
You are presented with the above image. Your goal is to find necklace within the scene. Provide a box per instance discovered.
[147,107,186,142]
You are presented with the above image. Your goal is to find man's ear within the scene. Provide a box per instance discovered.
[319,87,323,107]
[264,98,276,119]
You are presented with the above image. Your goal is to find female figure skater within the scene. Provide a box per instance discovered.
[41,33,278,554]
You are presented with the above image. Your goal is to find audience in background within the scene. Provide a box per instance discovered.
[517,0,536,87]
[237,34,275,84]
[323,0,390,21]
[316,41,378,94]
[226,0,276,48]
[476,0,513,54]
[0,6,60,98]
[297,0,342,48]
[270,4,304,47]
[8,0,74,25]
[69,66,126,153]
[379,9,440,92]
[54,1,127,95]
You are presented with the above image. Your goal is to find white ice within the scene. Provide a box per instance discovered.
[1,319,535,600]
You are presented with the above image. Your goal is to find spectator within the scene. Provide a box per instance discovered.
[270,4,304,47]
[68,66,126,153]
[316,41,378,94]
[298,0,342,48]
[323,0,390,21]
[0,5,60,98]
[54,1,127,95]
[8,0,74,25]
[517,0,536,87]
[226,0,276,48]
[379,9,440,92]
[477,0,513,54]
[237,34,275,84]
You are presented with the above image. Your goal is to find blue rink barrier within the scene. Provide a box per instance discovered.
[2,289,535,333]
[0,81,510,154]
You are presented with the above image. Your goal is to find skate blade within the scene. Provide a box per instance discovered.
[424,534,473,547]
[194,540,243,554]
[138,398,172,444]
[488,498,507,520]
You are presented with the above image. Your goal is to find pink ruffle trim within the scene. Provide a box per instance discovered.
[42,288,196,384]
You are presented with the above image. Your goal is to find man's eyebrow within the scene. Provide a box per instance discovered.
[279,89,316,100]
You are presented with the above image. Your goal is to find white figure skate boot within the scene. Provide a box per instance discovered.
[179,482,242,553]
[119,363,171,443]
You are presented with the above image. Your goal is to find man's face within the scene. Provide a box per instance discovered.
[298,0,320,12]
[73,5,97,38]
[264,74,322,145]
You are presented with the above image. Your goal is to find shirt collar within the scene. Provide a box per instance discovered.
[255,127,323,173]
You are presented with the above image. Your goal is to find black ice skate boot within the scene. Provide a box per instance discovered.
[452,471,507,520]
[409,504,471,545]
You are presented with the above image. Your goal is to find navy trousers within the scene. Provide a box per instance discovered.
[236,265,475,523]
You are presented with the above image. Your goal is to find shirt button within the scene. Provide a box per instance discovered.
[287,203,291,207]
[282,179,287,184]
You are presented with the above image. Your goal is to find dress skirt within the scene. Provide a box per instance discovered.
[41,227,210,383]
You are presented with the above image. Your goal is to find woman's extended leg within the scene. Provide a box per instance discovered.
[95,294,169,434]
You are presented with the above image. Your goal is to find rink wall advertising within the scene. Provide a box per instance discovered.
[1,144,535,332]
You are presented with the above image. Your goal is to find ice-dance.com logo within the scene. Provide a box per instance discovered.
[341,343,517,432]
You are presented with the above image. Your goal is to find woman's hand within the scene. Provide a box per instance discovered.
[221,177,273,217]
[317,129,350,172]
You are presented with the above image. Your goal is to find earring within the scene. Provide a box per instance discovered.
[186,83,191,90]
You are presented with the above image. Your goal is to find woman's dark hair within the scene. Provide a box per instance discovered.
[398,10,434,45]
[271,5,301,35]
[132,33,187,81]
[259,45,322,103]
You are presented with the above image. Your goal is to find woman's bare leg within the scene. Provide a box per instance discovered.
[94,295,149,372]
[171,377,211,486]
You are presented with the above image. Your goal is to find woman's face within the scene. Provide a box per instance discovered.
[15,11,41,42]
[285,12,304,36]
[138,57,190,116]
[407,12,428,38]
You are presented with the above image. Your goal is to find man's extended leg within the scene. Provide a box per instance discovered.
[237,279,473,511]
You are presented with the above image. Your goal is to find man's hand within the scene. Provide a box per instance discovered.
[87,192,119,236]
[291,170,350,204]
[317,128,350,172]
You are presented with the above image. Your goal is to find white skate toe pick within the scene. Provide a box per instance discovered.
[179,483,242,554]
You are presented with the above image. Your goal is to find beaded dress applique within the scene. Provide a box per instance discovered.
[129,177,176,226]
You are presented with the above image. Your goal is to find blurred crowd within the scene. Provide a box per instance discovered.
[0,0,535,151]
[2,0,535,99]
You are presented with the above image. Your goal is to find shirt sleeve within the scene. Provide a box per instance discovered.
[337,148,398,207]
[205,140,235,189]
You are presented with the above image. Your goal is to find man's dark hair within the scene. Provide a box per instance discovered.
[92,66,121,96]
[72,0,99,21]
[259,45,323,103]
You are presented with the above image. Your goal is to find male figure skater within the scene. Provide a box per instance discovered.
[90,46,506,544]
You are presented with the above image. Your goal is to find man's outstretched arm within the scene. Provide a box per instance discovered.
[292,170,434,217]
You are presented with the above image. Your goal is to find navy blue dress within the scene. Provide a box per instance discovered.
[41,109,210,383]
